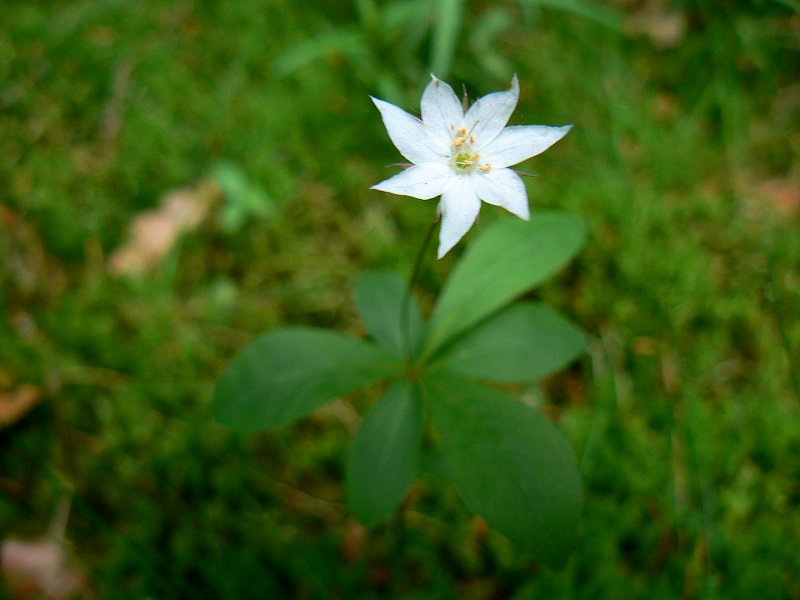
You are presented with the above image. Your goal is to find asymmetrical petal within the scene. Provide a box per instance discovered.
[470,168,530,220]
[482,125,572,168]
[464,75,519,150]
[421,75,464,151]
[437,178,481,259]
[371,163,453,200]
[371,97,440,164]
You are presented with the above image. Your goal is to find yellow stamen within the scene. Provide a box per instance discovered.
[453,136,466,147]
[470,135,475,143]
[457,127,467,135]
[479,163,492,172]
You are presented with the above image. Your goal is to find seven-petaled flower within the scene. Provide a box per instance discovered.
[371,75,571,258]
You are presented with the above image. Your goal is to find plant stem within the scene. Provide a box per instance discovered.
[401,218,438,361]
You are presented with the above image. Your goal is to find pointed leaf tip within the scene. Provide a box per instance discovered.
[423,211,586,358]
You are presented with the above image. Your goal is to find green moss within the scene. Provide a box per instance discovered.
[1,1,799,598]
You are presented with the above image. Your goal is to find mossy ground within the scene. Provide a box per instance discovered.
[1,1,799,598]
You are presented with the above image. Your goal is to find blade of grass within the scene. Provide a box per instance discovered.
[517,0,622,31]
[430,0,463,77]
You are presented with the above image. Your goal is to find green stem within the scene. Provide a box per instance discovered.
[401,218,438,361]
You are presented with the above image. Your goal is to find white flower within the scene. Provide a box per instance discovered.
[371,75,571,258]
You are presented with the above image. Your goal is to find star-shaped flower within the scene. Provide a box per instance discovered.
[371,75,571,258]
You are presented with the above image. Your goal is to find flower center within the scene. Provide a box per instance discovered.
[453,150,477,171]
[449,127,491,174]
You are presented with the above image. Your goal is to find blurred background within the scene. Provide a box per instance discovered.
[1,0,799,598]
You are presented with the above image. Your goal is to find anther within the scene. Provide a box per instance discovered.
[458,127,467,135]
[470,135,475,143]
[479,163,492,172]
[453,136,466,147]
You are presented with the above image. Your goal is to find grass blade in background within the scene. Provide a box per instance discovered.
[436,302,586,383]
[773,0,800,11]
[423,372,582,566]
[346,381,424,525]
[468,8,514,79]
[213,328,400,431]
[430,0,463,77]
[517,0,622,31]
[273,29,365,77]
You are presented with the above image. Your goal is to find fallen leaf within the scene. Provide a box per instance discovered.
[625,3,686,48]
[108,178,220,276]
[470,515,489,542]
[317,399,361,433]
[1,538,87,600]
[0,385,41,428]
[761,178,800,218]
[632,336,659,356]
[340,521,367,563]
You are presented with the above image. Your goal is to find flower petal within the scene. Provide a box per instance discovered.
[421,74,464,152]
[371,163,453,200]
[437,178,481,259]
[470,168,530,220]
[464,74,519,149]
[482,125,572,168]
[371,97,439,164]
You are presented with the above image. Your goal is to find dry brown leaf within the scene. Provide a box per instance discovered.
[761,178,800,218]
[469,515,490,544]
[1,538,87,600]
[340,521,367,563]
[632,336,659,356]
[108,179,220,276]
[317,399,362,433]
[0,385,41,428]
[626,3,686,48]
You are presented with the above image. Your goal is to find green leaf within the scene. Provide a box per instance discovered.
[212,161,275,233]
[437,302,586,383]
[346,381,424,525]
[213,327,400,431]
[422,212,585,359]
[354,271,423,358]
[422,373,582,566]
